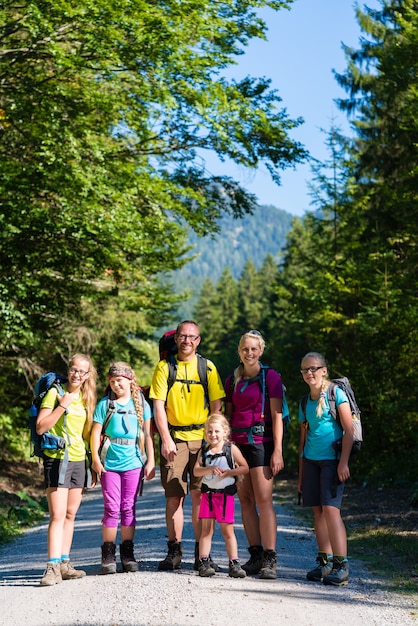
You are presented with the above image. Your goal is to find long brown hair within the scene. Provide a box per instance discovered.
[69,353,97,441]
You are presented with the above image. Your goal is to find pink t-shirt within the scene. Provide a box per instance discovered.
[225,368,283,445]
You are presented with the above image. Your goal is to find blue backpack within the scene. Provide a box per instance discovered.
[28,372,70,484]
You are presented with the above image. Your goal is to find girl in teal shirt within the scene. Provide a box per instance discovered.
[298,352,353,587]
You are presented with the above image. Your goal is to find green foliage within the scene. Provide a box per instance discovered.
[0,490,48,546]
[276,1,418,484]
[2,0,417,493]
[192,1,418,486]
[1,1,307,444]
[0,409,31,459]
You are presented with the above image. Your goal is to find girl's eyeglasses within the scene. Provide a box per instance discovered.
[69,368,89,377]
[300,366,324,374]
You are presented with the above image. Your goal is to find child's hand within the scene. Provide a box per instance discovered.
[92,458,105,477]
[145,463,155,480]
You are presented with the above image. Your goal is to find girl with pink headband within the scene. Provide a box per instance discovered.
[91,361,155,574]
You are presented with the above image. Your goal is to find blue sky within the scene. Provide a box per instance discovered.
[204,0,380,217]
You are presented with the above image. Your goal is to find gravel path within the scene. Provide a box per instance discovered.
[0,471,416,626]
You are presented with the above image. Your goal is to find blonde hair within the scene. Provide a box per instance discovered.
[301,352,330,417]
[69,353,97,442]
[204,413,230,444]
[108,361,145,456]
[233,330,266,388]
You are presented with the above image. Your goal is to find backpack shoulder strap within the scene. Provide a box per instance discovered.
[139,389,146,414]
[327,382,338,422]
[259,365,270,419]
[197,354,210,410]
[53,379,66,398]
[225,442,234,470]
[300,393,309,423]
[201,441,209,467]
[166,354,178,396]
[102,396,116,434]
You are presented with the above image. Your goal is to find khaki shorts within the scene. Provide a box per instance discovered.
[160,440,203,497]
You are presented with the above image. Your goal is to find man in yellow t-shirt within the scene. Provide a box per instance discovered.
[150,320,225,571]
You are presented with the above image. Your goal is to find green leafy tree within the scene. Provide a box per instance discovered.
[1,0,309,445]
[1,0,306,355]
[267,1,418,483]
[178,1,418,486]
[332,0,418,481]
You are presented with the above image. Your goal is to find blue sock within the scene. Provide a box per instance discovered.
[60,554,69,562]
[49,557,60,564]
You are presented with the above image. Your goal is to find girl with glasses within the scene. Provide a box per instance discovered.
[298,352,354,587]
[37,354,97,586]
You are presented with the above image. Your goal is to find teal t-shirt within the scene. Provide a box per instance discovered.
[298,386,348,460]
[93,396,151,471]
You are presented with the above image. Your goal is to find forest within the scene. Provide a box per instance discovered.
[0,0,417,489]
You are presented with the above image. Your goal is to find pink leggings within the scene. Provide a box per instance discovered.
[100,468,143,528]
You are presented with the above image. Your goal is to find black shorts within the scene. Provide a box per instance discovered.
[43,457,86,489]
[301,457,345,509]
[235,441,274,469]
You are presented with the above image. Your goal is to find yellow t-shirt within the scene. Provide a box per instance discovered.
[149,355,225,441]
[40,387,88,462]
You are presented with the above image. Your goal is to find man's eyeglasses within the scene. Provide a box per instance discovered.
[69,367,89,377]
[247,330,262,336]
[300,366,324,375]
[177,334,200,342]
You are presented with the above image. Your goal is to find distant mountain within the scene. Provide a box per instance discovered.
[167,204,295,319]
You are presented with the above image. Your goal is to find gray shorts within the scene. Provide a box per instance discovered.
[301,457,345,509]
[44,458,86,489]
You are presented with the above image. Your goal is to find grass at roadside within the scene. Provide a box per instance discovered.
[274,476,418,597]
[349,528,417,593]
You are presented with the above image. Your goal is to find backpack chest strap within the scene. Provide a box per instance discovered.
[107,437,136,446]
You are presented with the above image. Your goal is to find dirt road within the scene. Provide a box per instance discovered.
[0,472,416,626]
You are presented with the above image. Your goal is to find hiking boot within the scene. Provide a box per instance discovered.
[228,559,246,578]
[60,559,86,580]
[259,549,277,580]
[101,541,117,575]
[40,561,62,586]
[158,540,182,571]
[242,545,263,575]
[120,540,139,573]
[307,552,333,582]
[193,542,220,572]
[198,557,216,577]
[209,555,220,572]
[323,557,349,586]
